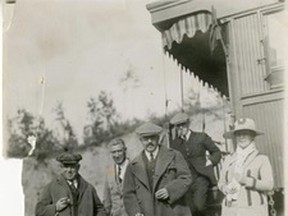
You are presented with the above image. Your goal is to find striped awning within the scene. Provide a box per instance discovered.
[162,11,213,49]
[160,10,228,96]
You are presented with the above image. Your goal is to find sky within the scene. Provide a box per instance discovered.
[3,0,169,140]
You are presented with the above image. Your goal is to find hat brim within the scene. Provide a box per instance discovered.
[137,132,161,137]
[170,119,190,126]
[223,129,264,139]
[60,161,80,165]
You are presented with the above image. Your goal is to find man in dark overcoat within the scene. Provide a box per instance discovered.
[123,122,192,216]
[169,112,221,216]
[35,152,106,216]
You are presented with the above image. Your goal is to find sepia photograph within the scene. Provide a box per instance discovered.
[1,0,287,215]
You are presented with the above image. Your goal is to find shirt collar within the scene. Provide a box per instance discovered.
[116,158,129,179]
[67,179,78,188]
[117,158,129,170]
[181,130,191,141]
[185,130,191,141]
[144,146,159,161]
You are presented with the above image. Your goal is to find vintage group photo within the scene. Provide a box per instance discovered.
[2,0,286,215]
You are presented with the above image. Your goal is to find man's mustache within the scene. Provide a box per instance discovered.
[147,143,155,147]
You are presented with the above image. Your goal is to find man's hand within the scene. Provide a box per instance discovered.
[27,135,37,156]
[205,159,212,166]
[56,197,70,212]
[135,213,144,216]
[155,188,169,200]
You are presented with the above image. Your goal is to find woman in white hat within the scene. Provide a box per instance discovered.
[218,118,274,216]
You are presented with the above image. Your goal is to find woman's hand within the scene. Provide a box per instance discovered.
[222,180,240,195]
[222,184,237,195]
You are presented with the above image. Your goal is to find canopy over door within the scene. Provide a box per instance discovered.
[146,0,279,96]
[160,11,228,95]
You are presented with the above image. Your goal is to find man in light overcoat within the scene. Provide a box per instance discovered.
[103,139,129,216]
[123,122,192,216]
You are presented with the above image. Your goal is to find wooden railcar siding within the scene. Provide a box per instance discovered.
[227,7,284,188]
[233,12,269,96]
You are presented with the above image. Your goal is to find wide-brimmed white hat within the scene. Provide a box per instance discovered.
[223,118,263,139]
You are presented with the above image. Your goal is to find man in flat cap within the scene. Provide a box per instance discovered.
[123,122,192,216]
[35,152,106,216]
[170,112,221,216]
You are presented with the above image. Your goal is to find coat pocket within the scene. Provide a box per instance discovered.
[166,165,177,180]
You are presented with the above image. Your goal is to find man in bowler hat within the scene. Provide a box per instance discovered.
[35,152,106,216]
[170,112,221,216]
[123,122,192,216]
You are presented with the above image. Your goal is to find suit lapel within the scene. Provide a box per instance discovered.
[186,130,197,152]
[57,175,88,205]
[113,165,123,191]
[77,175,88,204]
[131,153,150,191]
[57,175,73,197]
[113,164,121,185]
[153,147,174,192]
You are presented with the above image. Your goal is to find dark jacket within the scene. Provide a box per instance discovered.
[170,130,221,185]
[123,145,192,216]
[35,174,106,216]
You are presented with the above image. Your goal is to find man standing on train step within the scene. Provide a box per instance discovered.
[170,112,221,216]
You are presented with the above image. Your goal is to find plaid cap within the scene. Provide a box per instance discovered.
[170,112,190,125]
[135,122,162,137]
[56,152,82,165]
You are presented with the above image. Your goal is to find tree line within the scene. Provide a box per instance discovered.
[6,90,141,160]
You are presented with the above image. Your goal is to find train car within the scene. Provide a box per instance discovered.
[146,0,286,215]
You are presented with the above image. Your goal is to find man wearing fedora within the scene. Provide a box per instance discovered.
[35,152,106,216]
[123,122,192,216]
[169,112,221,216]
[218,118,274,216]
